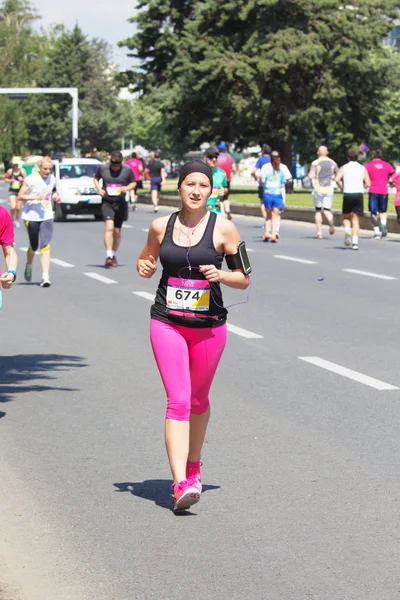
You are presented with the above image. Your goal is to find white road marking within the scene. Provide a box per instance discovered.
[142,228,149,233]
[343,269,397,281]
[133,292,264,339]
[226,324,263,339]
[122,224,133,228]
[133,291,155,301]
[274,254,317,265]
[50,258,74,268]
[247,248,255,252]
[84,272,118,284]
[299,356,399,391]
[0,198,7,204]
[19,246,40,255]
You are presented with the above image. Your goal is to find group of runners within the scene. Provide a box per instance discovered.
[250,143,400,250]
[1,156,251,514]
[2,142,400,512]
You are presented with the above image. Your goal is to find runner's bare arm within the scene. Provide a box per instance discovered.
[200,220,250,290]
[334,166,344,191]
[137,217,168,277]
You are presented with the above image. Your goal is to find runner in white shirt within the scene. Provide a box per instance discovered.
[18,157,61,287]
[335,148,370,251]
[260,151,293,240]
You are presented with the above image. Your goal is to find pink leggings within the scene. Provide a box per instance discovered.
[150,319,227,421]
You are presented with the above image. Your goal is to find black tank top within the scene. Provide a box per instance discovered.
[9,170,22,192]
[151,211,227,328]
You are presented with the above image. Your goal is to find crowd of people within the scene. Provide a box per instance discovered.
[2,140,400,511]
[249,143,400,251]
[0,155,251,513]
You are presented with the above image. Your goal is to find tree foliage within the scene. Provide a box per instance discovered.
[121,0,400,163]
[0,0,43,159]
[27,25,128,155]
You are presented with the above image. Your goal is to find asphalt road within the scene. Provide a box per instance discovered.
[1,183,400,600]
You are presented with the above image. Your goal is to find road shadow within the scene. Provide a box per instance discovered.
[0,353,86,416]
[113,479,220,515]
[85,264,128,270]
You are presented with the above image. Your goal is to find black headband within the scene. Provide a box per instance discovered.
[177,160,213,190]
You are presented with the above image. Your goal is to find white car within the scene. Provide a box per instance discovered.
[53,158,103,221]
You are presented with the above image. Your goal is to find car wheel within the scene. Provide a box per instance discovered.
[54,203,66,222]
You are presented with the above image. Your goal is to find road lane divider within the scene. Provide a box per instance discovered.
[142,228,149,233]
[122,224,133,229]
[133,291,155,301]
[132,292,263,339]
[274,254,318,265]
[19,246,40,255]
[299,356,399,391]
[343,269,397,281]
[50,258,74,268]
[84,272,118,284]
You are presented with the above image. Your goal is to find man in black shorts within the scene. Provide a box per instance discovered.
[94,151,136,267]
[145,151,166,213]
[335,148,370,250]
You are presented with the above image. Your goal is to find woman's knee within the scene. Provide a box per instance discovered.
[166,396,191,421]
[190,396,209,416]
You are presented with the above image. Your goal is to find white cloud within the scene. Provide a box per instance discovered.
[34,0,137,67]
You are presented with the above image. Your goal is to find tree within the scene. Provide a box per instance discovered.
[0,0,43,160]
[26,24,128,155]
[120,0,400,165]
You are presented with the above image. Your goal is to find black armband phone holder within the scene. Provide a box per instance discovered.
[225,241,252,275]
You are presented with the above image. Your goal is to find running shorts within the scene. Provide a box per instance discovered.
[224,181,231,201]
[263,193,284,210]
[313,192,333,210]
[258,185,264,201]
[136,180,143,190]
[101,201,127,228]
[150,176,162,192]
[368,193,388,214]
[24,219,53,252]
[343,193,364,216]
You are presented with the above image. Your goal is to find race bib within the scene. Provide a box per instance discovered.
[106,184,122,196]
[167,277,210,312]
[10,181,21,190]
[210,185,219,199]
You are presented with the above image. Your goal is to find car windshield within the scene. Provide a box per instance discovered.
[60,164,98,179]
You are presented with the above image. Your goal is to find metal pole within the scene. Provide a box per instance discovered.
[0,88,79,156]
[69,89,79,157]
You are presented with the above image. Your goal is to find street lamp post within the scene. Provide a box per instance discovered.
[0,87,79,156]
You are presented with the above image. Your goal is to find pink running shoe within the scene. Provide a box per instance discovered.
[172,480,200,512]
[186,461,203,493]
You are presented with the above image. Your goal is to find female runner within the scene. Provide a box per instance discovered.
[18,157,60,287]
[4,156,26,228]
[137,160,250,511]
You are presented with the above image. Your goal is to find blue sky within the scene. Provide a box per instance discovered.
[35,0,137,68]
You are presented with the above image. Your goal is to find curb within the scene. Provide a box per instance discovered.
[140,194,400,234]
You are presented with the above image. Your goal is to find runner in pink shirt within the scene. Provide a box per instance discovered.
[0,206,18,298]
[390,162,400,224]
[216,143,236,220]
[125,152,144,210]
[365,149,394,238]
